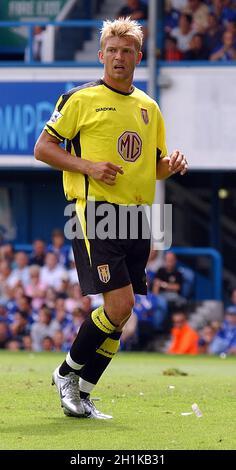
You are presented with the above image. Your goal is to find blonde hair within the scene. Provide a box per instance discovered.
[100,17,143,51]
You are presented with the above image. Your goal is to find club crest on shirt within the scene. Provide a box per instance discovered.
[141,108,149,124]
[97,264,110,283]
[49,110,62,123]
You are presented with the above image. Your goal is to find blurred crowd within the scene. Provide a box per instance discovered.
[164,0,236,60]
[1,230,236,356]
[24,1,236,62]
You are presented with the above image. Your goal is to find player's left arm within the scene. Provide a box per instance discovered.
[156,150,188,180]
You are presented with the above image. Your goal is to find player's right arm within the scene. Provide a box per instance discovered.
[34,130,123,186]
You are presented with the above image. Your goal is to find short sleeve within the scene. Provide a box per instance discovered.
[44,93,80,142]
[156,107,168,159]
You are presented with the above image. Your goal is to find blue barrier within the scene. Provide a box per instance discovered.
[0,19,147,66]
[171,247,222,301]
[0,20,103,64]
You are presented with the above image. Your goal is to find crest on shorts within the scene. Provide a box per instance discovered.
[97,264,110,283]
[141,108,149,124]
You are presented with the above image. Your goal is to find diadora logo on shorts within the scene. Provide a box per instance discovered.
[96,107,116,112]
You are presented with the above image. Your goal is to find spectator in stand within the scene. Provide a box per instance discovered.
[165,3,181,34]
[7,251,30,289]
[208,0,236,25]
[183,0,210,33]
[6,339,21,351]
[171,13,195,52]
[210,30,236,59]
[42,336,54,351]
[5,285,25,322]
[31,305,59,351]
[184,32,209,59]
[25,25,45,62]
[22,335,32,351]
[44,287,57,310]
[25,265,46,311]
[167,309,199,354]
[56,273,70,297]
[210,0,224,21]
[7,294,33,325]
[70,307,87,338]
[40,252,67,291]
[220,0,236,26]
[209,307,236,355]
[164,35,183,60]
[47,229,70,267]
[204,12,223,54]
[0,260,12,304]
[53,330,70,352]
[198,323,218,353]
[133,292,168,347]
[153,251,184,310]
[146,249,164,285]
[116,0,148,21]
[225,19,236,46]
[226,287,236,310]
[0,243,15,265]
[33,26,45,61]
[52,297,73,343]
[0,305,8,323]
[29,239,46,266]
[9,311,31,345]
[65,283,83,314]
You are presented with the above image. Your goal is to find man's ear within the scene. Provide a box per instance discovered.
[98,50,104,64]
[136,50,143,65]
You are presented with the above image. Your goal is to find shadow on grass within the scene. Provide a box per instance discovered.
[1,418,132,437]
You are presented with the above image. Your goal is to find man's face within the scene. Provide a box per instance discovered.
[172,313,186,328]
[98,36,142,83]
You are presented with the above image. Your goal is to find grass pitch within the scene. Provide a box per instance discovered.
[0,352,235,450]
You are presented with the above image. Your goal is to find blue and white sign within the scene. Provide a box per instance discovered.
[0,67,147,167]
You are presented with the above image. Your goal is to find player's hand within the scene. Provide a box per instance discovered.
[87,162,124,186]
[168,150,188,176]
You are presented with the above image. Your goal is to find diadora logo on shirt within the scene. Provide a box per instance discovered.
[96,107,116,112]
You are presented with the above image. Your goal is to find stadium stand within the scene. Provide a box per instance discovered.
[0,0,234,354]
[164,0,236,61]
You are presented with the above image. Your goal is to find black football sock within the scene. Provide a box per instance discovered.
[78,331,122,399]
[59,306,116,377]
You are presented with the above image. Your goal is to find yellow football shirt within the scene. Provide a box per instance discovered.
[45,79,167,206]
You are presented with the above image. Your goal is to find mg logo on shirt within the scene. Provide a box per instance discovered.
[118,131,142,162]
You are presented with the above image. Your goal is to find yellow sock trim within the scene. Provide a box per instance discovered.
[96,337,120,358]
[91,306,115,334]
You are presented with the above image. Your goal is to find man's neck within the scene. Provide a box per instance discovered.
[102,75,133,94]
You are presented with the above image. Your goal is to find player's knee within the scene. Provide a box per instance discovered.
[105,295,135,326]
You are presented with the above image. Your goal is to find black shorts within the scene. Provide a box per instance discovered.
[71,201,151,296]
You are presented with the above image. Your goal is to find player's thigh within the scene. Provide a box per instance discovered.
[89,237,132,294]
[126,238,151,295]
